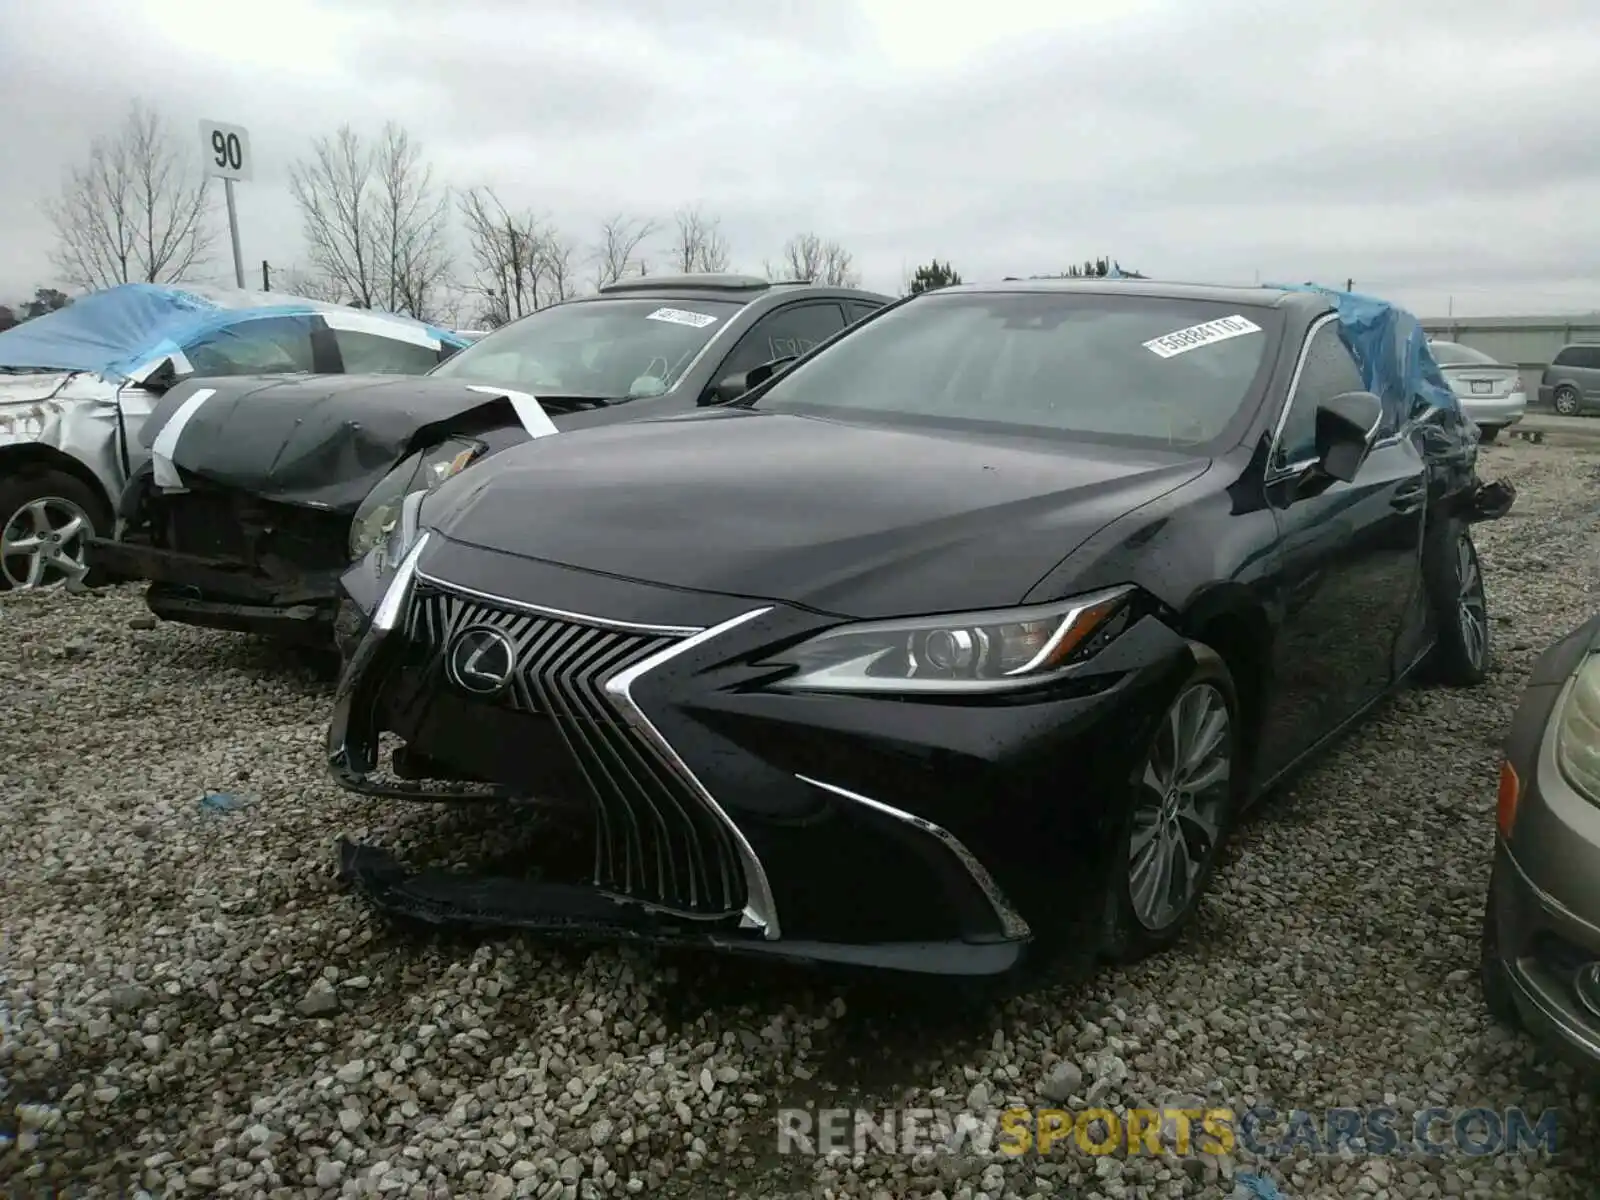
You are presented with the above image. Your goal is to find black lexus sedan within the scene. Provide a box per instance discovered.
[86,275,890,644]
[327,280,1512,975]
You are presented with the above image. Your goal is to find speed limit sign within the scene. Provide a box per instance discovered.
[199,119,252,182]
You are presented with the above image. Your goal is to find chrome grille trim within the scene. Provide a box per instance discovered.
[401,579,778,935]
[795,774,1031,941]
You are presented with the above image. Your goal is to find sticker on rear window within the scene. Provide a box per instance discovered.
[1143,314,1261,359]
[646,307,719,329]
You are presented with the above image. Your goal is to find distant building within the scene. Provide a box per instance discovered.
[1419,314,1600,373]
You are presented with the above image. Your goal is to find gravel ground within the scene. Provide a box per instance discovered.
[4,440,1600,1200]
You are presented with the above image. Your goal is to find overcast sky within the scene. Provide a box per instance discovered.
[2,0,1597,319]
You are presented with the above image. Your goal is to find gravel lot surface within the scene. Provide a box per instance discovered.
[4,441,1600,1199]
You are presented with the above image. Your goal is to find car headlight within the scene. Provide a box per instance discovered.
[1557,652,1600,803]
[763,586,1135,694]
[348,439,481,561]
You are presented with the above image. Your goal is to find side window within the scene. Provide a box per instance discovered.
[714,302,848,383]
[182,316,316,376]
[333,329,446,375]
[1274,322,1366,469]
[847,301,883,324]
[1552,346,1579,367]
[1581,347,1600,370]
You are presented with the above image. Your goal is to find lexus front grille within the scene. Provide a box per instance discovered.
[401,581,748,919]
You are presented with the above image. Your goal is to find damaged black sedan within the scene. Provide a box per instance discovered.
[88,275,890,644]
[328,280,1513,975]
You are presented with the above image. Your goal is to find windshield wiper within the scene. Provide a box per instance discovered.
[525,393,615,411]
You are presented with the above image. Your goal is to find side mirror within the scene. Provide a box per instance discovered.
[700,355,798,406]
[1313,390,1382,483]
[135,356,182,395]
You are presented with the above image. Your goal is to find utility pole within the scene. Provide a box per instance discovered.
[261,260,271,291]
[1346,277,1354,292]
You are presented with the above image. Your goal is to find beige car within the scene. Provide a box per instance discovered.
[1482,612,1600,1066]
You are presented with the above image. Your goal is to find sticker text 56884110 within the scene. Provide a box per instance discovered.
[1143,314,1262,359]
[646,308,719,329]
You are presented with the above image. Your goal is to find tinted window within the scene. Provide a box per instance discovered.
[847,301,884,323]
[182,315,316,375]
[716,302,849,380]
[334,329,445,375]
[1552,345,1600,368]
[753,292,1277,448]
[430,297,744,397]
[1274,322,1367,468]
[1429,340,1496,366]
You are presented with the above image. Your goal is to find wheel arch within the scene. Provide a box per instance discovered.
[0,443,115,524]
[1174,584,1273,778]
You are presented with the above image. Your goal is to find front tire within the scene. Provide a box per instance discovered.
[1553,386,1581,416]
[1424,518,1489,686]
[1100,647,1239,963]
[0,469,110,592]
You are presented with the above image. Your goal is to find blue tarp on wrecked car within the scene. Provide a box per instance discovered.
[0,283,463,381]
[1269,282,1462,427]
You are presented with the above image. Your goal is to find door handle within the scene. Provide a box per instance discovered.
[1390,482,1426,514]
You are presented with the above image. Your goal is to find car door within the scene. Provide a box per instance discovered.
[1253,315,1428,781]
[700,300,850,401]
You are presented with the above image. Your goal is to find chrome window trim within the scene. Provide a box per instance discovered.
[795,774,1032,942]
[604,607,781,939]
[1260,315,1388,489]
[414,571,702,637]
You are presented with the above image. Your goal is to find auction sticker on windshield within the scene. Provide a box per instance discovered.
[646,308,720,329]
[1143,314,1261,359]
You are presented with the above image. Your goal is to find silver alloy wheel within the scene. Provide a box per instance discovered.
[1128,681,1233,931]
[1456,532,1488,671]
[0,496,93,590]
[1554,387,1580,416]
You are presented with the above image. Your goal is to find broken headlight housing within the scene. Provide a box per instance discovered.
[349,439,481,562]
[763,586,1134,695]
[1557,653,1600,804]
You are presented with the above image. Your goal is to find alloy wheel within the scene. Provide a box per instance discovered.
[1554,387,1580,416]
[1128,681,1233,931]
[1456,531,1488,672]
[0,496,93,590]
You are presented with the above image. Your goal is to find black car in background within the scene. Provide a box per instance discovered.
[87,276,890,644]
[328,280,1512,975]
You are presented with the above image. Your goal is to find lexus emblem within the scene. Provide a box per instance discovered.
[445,626,517,696]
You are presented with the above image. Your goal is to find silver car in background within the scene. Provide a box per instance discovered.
[1429,339,1526,442]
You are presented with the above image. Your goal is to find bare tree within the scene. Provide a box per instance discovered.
[591,214,659,290]
[540,229,579,306]
[669,205,731,274]
[289,123,450,320]
[764,232,860,287]
[459,186,545,326]
[44,101,214,290]
[276,266,349,304]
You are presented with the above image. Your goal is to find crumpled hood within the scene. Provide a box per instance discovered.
[426,408,1210,618]
[141,374,540,511]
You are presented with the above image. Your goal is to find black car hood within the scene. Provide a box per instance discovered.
[426,408,1210,618]
[140,374,543,511]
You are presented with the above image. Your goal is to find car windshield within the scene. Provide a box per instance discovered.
[429,297,745,397]
[751,291,1280,448]
[1429,341,1497,366]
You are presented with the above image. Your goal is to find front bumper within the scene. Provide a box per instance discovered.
[1487,614,1600,1067]
[325,535,1195,974]
[86,536,341,643]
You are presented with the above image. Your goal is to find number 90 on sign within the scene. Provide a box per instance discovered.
[198,120,252,182]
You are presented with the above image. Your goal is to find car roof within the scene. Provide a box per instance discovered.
[942,277,1327,316]
[574,274,894,307]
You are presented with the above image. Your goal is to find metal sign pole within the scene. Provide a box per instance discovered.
[224,178,246,288]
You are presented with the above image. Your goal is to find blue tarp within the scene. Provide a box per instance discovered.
[1267,283,1462,427]
[0,283,464,381]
